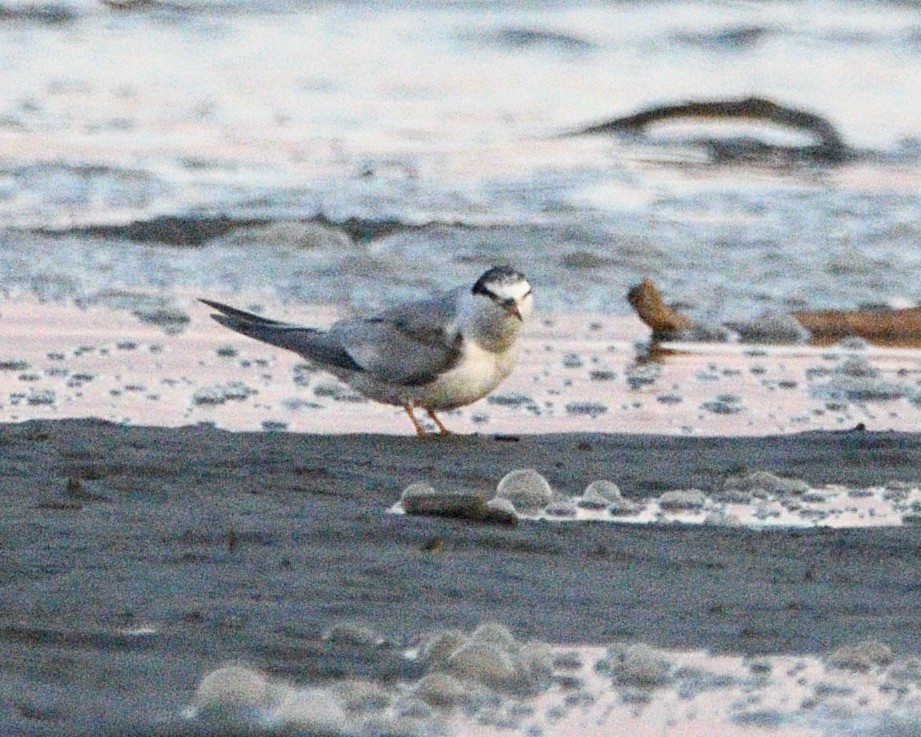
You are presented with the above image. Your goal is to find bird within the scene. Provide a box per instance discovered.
[200,266,534,436]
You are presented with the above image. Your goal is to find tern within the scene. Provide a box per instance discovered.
[201,266,533,435]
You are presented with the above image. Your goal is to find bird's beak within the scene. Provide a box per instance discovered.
[505,303,523,321]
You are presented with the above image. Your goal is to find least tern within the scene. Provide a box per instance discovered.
[201,266,533,436]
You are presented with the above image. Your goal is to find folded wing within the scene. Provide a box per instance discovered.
[200,299,364,373]
[201,292,464,386]
[330,288,464,386]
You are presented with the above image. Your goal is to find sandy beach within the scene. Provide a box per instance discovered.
[1,298,921,735]
[6,299,921,436]
[3,416,921,735]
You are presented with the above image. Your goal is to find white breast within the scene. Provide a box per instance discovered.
[327,335,519,410]
[414,340,518,410]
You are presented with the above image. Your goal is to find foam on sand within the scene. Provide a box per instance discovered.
[395,468,921,529]
[179,623,921,737]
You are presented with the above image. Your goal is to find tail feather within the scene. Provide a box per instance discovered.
[199,299,289,327]
[200,299,364,373]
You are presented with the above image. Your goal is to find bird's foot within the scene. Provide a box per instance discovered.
[426,409,452,436]
[403,405,428,437]
[403,406,454,437]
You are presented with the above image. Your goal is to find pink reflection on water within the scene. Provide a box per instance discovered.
[3,297,921,439]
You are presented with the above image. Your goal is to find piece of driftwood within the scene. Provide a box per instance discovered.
[401,491,518,525]
[628,278,921,346]
[569,96,849,164]
[627,279,695,338]
[791,307,921,345]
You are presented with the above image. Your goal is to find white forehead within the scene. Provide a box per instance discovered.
[484,275,532,300]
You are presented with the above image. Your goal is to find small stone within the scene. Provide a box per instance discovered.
[313,383,366,402]
[721,471,810,500]
[579,481,622,510]
[837,337,869,351]
[486,497,517,520]
[322,622,384,647]
[399,483,439,510]
[701,398,742,414]
[607,498,643,516]
[600,643,673,688]
[747,658,773,674]
[827,640,893,672]
[565,402,608,418]
[26,389,56,406]
[275,686,346,733]
[837,356,878,378]
[412,673,471,708]
[584,480,623,503]
[222,381,257,400]
[589,370,617,382]
[470,622,519,652]
[193,665,272,715]
[402,485,516,525]
[443,640,517,690]
[487,393,539,411]
[133,306,190,333]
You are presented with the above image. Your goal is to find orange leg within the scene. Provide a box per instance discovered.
[403,405,428,437]
[426,409,451,436]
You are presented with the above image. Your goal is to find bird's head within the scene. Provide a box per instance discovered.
[464,266,533,349]
[472,266,533,320]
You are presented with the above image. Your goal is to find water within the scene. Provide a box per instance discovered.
[177,631,921,737]
[1,0,920,319]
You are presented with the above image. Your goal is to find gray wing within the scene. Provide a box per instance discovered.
[329,288,464,386]
[200,299,364,373]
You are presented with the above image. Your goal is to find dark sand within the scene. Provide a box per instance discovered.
[2,419,921,735]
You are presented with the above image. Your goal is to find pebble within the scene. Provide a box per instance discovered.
[826,640,894,672]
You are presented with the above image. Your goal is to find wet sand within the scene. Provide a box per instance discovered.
[6,299,921,436]
[3,299,921,734]
[2,418,921,734]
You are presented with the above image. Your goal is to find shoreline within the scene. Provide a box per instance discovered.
[5,298,921,437]
[4,300,921,733]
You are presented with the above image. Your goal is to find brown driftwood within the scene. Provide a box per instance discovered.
[627,278,695,337]
[792,307,921,345]
[628,278,921,346]
[571,96,849,164]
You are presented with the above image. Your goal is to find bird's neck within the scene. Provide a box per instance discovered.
[468,315,521,354]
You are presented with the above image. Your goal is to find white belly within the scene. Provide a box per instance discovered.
[418,341,517,410]
[338,341,518,410]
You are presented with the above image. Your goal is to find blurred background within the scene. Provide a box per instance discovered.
[1,0,920,320]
